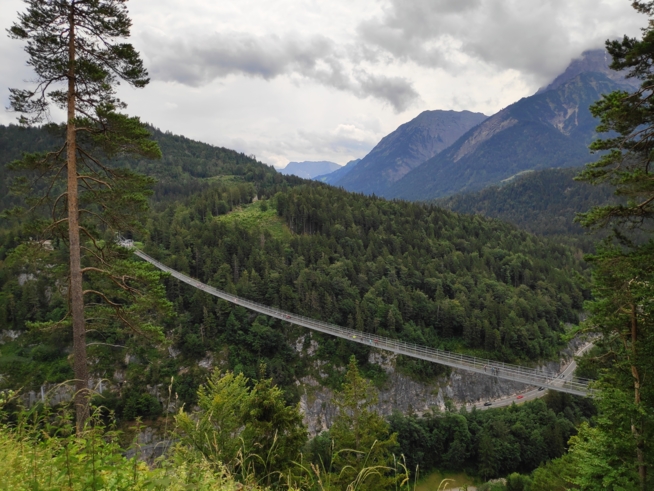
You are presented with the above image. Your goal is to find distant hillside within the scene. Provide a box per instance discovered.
[387,51,636,201]
[0,124,296,206]
[437,167,616,236]
[280,160,341,179]
[335,110,487,195]
[314,158,361,184]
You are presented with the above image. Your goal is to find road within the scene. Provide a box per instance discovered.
[465,342,594,411]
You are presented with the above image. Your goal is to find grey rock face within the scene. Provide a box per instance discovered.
[538,48,639,94]
[298,345,578,436]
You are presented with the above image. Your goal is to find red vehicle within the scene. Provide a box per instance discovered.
[516,395,524,400]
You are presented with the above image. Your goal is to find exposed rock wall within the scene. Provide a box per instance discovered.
[298,338,581,436]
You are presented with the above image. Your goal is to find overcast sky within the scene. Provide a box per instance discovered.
[0,0,645,168]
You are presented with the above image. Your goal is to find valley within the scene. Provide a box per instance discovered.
[1,2,654,489]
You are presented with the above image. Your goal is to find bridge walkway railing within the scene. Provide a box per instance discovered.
[133,249,592,397]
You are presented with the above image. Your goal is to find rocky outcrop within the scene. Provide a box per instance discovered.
[0,330,22,344]
[537,49,639,94]
[297,339,581,436]
[123,426,171,464]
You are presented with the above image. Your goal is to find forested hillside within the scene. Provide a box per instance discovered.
[6,0,654,489]
[437,167,616,237]
[0,118,596,490]
[0,124,295,206]
[134,181,588,393]
[391,391,595,479]
[1,149,589,406]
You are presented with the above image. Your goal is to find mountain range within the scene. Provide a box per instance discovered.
[279,160,341,179]
[319,49,637,201]
[314,158,361,184]
[333,110,487,195]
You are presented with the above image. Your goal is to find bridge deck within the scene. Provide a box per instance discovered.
[133,249,592,397]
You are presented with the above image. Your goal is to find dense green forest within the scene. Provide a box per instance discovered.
[0,119,622,491]
[0,97,632,491]
[5,0,654,486]
[0,122,592,436]
[437,167,616,238]
[0,181,589,402]
[143,183,587,387]
[390,391,595,479]
[0,123,300,206]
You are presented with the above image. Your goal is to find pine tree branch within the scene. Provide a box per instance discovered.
[77,174,112,190]
[78,209,110,226]
[82,289,122,307]
[77,146,113,174]
[79,226,106,253]
[80,245,107,265]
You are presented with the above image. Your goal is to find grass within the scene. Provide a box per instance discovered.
[415,470,477,491]
[216,200,292,241]
[0,404,259,491]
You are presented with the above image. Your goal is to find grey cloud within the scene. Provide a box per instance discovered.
[358,0,642,83]
[142,31,419,112]
[354,72,420,113]
[144,31,333,84]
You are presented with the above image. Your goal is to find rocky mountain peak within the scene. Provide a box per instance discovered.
[537,48,639,94]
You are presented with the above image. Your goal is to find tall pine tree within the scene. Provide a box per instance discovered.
[7,0,166,431]
[575,1,654,488]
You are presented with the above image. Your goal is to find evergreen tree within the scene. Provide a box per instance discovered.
[242,370,308,485]
[7,0,163,431]
[574,2,654,488]
[175,368,307,485]
[176,370,252,469]
[329,356,399,491]
[479,431,497,479]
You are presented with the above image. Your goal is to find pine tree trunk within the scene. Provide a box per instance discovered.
[67,3,89,433]
[629,302,646,490]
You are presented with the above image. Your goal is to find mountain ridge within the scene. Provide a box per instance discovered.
[280,160,341,179]
[386,69,634,201]
[436,166,615,238]
[314,158,361,184]
[537,48,639,94]
[334,110,487,195]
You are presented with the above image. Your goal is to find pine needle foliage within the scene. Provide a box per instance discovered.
[7,0,168,432]
[573,3,654,489]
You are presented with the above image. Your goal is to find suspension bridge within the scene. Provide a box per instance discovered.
[129,246,593,397]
